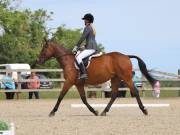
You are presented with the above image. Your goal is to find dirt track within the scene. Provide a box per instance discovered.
[0,98,180,135]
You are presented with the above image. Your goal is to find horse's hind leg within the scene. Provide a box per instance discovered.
[100,77,120,116]
[76,85,99,116]
[134,85,148,115]
[126,79,148,115]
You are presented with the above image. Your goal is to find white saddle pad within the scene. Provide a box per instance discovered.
[74,52,103,70]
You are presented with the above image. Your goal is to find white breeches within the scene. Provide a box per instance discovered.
[76,49,96,64]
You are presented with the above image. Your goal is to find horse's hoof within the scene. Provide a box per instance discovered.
[100,111,106,116]
[49,111,55,117]
[94,110,99,116]
[143,108,148,115]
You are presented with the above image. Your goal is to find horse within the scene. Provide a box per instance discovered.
[37,40,157,117]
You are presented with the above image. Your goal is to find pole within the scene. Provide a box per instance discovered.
[141,75,146,97]
[16,72,21,99]
[60,72,64,88]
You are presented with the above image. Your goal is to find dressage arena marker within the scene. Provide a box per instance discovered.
[71,104,170,108]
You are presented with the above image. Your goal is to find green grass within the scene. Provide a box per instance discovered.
[0,90,80,100]
[139,90,180,97]
[122,90,180,97]
[0,88,180,100]
[0,121,9,131]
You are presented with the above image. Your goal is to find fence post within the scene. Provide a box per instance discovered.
[141,75,146,97]
[16,72,21,99]
[60,71,64,88]
[178,69,180,97]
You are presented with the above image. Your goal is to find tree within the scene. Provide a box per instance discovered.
[0,0,105,72]
[51,25,81,49]
[0,0,21,9]
[0,2,52,64]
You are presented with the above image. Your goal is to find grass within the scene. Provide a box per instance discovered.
[0,121,9,131]
[0,88,180,100]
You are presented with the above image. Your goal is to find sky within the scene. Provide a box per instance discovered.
[19,0,180,74]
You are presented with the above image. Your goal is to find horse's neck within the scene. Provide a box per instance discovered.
[53,45,75,69]
[53,44,67,54]
[56,55,75,69]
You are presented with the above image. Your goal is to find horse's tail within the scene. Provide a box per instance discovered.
[128,55,157,87]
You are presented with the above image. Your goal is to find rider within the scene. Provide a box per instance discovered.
[73,13,99,80]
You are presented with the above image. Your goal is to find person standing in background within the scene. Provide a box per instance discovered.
[153,81,160,98]
[27,72,40,99]
[132,71,139,88]
[131,71,140,97]
[2,72,16,99]
[118,80,127,97]
[103,80,111,98]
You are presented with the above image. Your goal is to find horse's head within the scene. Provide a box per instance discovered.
[37,38,55,64]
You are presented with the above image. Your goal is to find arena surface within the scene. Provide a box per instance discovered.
[0,98,180,135]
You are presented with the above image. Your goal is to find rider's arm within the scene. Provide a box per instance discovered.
[76,26,90,47]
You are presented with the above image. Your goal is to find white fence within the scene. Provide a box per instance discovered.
[0,69,180,97]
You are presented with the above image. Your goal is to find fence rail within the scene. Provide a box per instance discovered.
[0,69,180,97]
[0,79,65,82]
[1,87,180,92]
[0,69,63,72]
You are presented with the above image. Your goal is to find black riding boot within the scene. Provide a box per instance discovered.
[79,63,88,80]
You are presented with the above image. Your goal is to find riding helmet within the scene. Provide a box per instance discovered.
[82,13,94,23]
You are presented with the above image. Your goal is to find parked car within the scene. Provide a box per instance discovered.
[21,74,53,89]
[0,63,31,80]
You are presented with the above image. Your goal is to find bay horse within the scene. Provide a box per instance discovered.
[37,40,157,116]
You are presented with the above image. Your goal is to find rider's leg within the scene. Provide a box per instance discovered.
[78,63,88,79]
[76,49,95,79]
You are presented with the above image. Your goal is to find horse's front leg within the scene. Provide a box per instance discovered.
[76,85,99,116]
[49,81,72,117]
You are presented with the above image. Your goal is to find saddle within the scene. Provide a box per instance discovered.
[75,51,103,70]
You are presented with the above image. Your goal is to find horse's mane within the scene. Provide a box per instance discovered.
[49,40,72,54]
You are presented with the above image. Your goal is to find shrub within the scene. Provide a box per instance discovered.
[0,121,9,130]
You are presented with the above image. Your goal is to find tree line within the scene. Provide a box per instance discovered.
[0,0,104,70]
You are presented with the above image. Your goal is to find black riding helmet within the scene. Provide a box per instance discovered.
[82,13,94,23]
